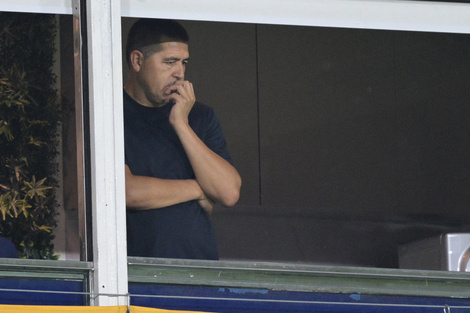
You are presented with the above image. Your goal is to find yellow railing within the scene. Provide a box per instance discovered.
[0,305,213,313]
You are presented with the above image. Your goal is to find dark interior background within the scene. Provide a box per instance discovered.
[122,18,470,268]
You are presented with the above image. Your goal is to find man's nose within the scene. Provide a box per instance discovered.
[173,62,185,79]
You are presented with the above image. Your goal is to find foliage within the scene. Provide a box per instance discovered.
[0,12,61,259]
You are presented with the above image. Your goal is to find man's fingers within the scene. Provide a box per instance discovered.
[165,81,195,103]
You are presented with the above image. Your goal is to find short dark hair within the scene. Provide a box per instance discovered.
[125,18,189,67]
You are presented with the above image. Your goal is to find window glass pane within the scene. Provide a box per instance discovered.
[0,12,83,261]
[123,17,470,269]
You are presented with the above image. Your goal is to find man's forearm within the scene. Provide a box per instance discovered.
[172,122,242,207]
[125,165,204,210]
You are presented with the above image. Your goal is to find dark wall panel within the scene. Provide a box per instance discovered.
[257,25,470,221]
[393,31,470,218]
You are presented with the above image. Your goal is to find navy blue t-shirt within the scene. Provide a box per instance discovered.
[124,91,231,260]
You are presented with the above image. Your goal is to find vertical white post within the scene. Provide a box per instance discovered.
[85,0,128,306]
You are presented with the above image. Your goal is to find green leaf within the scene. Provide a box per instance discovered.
[28,136,44,147]
[0,193,12,220]
[0,120,14,141]
[23,176,51,199]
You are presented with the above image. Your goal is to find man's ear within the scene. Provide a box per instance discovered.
[129,50,144,72]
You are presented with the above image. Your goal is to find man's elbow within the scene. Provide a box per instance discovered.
[125,189,136,207]
[219,183,241,207]
[125,187,141,208]
[220,191,240,207]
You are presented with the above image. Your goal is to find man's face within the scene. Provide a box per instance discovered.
[136,41,189,107]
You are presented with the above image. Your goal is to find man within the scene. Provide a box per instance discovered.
[123,18,241,260]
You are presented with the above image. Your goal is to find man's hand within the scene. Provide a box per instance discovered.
[165,80,196,127]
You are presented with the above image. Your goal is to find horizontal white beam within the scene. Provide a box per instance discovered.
[121,0,470,34]
[1,0,469,34]
[0,0,71,14]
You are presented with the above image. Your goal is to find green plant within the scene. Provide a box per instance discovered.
[0,12,61,259]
